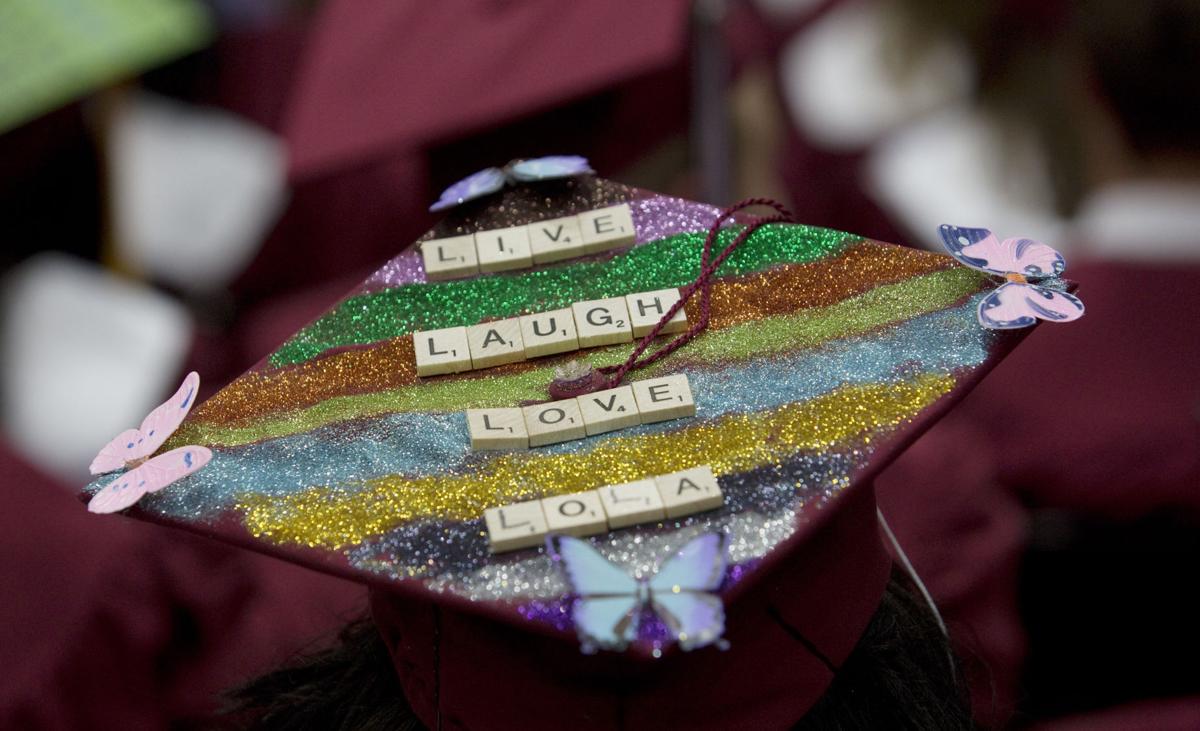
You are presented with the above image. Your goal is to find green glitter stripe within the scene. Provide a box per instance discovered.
[268,223,855,367]
[184,267,986,447]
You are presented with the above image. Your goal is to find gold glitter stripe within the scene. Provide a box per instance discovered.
[189,243,955,429]
[174,266,984,449]
[236,374,955,548]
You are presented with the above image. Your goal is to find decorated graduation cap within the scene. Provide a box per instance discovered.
[82,162,1073,729]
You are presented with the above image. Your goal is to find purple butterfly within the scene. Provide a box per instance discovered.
[429,155,594,212]
[939,224,1085,330]
[547,532,728,653]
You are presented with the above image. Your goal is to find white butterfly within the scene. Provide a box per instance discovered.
[547,532,728,653]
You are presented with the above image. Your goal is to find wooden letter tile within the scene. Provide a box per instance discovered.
[598,479,665,529]
[529,215,586,264]
[576,385,640,436]
[522,400,586,447]
[475,225,533,272]
[467,408,528,450]
[519,308,579,359]
[653,465,724,519]
[413,326,472,377]
[578,204,636,254]
[485,500,549,553]
[626,289,687,338]
[421,235,479,281]
[631,374,696,423]
[542,491,608,537]
[572,297,633,348]
[467,318,525,369]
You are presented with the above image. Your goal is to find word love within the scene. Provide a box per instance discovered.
[486,465,724,552]
[467,374,695,450]
[420,203,635,280]
[413,288,687,377]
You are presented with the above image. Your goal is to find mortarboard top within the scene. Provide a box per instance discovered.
[283,0,692,179]
[82,172,1031,729]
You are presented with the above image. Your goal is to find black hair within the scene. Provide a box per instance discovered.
[222,569,973,730]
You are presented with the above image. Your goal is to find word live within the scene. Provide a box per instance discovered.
[413,288,687,377]
[467,374,695,450]
[420,203,636,280]
[485,465,724,552]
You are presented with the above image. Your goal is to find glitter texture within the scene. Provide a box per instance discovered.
[81,183,1016,642]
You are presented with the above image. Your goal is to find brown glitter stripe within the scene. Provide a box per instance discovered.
[191,243,952,427]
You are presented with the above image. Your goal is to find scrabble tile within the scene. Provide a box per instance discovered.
[412,326,472,377]
[631,374,696,423]
[654,465,724,519]
[421,234,479,281]
[467,408,528,450]
[519,308,579,359]
[626,289,688,338]
[576,385,640,436]
[542,491,608,537]
[578,204,636,254]
[485,500,549,553]
[528,215,586,264]
[523,399,586,447]
[475,224,533,272]
[467,318,525,369]
[572,297,633,348]
[598,479,665,529]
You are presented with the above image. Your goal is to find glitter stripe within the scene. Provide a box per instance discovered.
[235,375,956,548]
[178,267,986,447]
[194,243,954,427]
[147,305,988,513]
[268,223,856,367]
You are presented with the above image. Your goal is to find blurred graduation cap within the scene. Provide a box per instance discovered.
[82,170,1035,728]
[0,0,211,133]
[283,0,692,178]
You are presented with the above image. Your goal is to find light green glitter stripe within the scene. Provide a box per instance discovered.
[267,223,856,367]
[184,267,986,447]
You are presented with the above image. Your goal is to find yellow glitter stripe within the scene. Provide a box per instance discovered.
[237,374,955,548]
[178,268,984,449]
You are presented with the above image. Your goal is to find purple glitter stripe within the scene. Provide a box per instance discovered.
[359,194,725,292]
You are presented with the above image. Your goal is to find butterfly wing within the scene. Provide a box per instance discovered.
[429,167,506,212]
[549,535,640,650]
[977,282,1086,329]
[995,237,1066,278]
[647,533,728,650]
[507,155,594,182]
[87,445,212,514]
[938,225,1007,274]
[88,371,200,474]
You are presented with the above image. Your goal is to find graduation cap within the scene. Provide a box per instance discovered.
[283,0,692,178]
[82,169,1039,728]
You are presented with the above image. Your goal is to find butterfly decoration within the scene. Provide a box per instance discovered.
[547,532,728,653]
[938,225,1085,330]
[429,155,595,212]
[87,371,212,514]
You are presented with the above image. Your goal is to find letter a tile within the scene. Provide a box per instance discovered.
[653,465,724,519]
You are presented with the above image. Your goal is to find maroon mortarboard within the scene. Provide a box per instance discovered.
[80,169,1060,728]
[283,0,691,178]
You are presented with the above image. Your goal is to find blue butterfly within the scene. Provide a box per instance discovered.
[429,155,594,212]
[547,532,728,653]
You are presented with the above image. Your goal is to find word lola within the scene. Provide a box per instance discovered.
[413,288,687,377]
[420,203,636,280]
[485,465,724,552]
[467,374,695,450]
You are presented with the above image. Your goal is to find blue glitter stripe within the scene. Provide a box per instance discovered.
[122,301,990,520]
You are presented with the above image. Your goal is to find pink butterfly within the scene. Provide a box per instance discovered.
[87,371,212,514]
[938,225,1085,330]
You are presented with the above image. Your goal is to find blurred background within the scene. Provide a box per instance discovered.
[1,0,1197,728]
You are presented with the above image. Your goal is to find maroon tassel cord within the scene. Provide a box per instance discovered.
[548,198,795,399]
